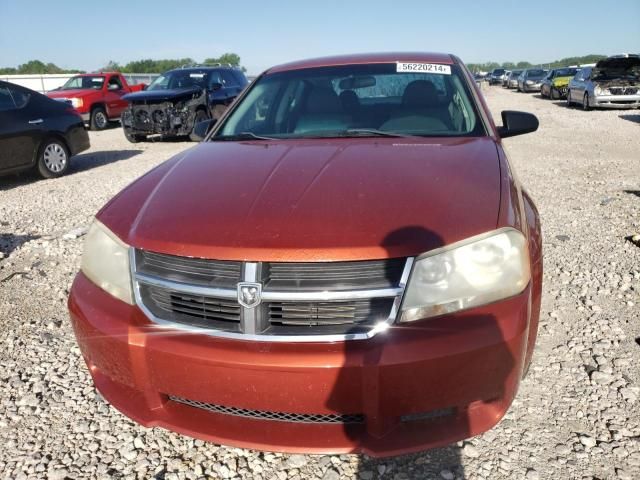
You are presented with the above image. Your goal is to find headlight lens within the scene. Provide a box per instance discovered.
[70,97,83,108]
[401,229,530,322]
[81,220,133,304]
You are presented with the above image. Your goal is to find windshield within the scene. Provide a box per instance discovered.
[215,63,483,140]
[526,70,546,79]
[60,75,104,90]
[147,70,209,91]
[554,68,578,77]
[493,69,505,75]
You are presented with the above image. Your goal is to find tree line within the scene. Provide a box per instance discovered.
[0,53,245,75]
[467,54,607,73]
[2,53,607,76]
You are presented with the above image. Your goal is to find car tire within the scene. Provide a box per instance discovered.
[124,129,145,143]
[566,90,573,107]
[90,106,109,131]
[582,93,591,111]
[189,109,211,142]
[37,138,70,178]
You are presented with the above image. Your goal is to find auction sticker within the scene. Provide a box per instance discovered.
[396,62,451,75]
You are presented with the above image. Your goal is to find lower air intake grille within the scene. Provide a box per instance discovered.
[168,395,365,424]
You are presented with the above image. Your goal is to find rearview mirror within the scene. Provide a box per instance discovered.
[192,119,216,141]
[497,110,539,138]
[339,76,376,90]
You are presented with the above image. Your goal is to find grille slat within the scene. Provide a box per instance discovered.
[264,259,405,291]
[136,250,242,288]
[169,395,364,424]
[269,299,394,327]
[140,284,241,330]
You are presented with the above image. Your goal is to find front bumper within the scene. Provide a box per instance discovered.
[591,93,640,109]
[522,83,542,92]
[69,272,532,457]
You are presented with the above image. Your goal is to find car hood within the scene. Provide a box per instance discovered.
[122,86,203,103]
[46,89,95,98]
[98,137,501,261]
[595,56,640,71]
[552,76,573,87]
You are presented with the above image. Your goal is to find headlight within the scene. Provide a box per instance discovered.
[81,220,133,304]
[594,86,609,96]
[70,97,83,108]
[400,229,530,322]
[525,80,533,85]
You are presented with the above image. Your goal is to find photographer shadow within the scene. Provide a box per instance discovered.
[326,226,518,479]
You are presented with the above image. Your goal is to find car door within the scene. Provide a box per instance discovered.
[572,68,590,99]
[104,75,127,118]
[207,71,227,107]
[221,70,243,103]
[0,83,43,171]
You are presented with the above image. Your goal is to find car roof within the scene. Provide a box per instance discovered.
[267,52,455,74]
[167,66,241,74]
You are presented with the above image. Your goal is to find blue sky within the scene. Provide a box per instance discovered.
[1,0,638,74]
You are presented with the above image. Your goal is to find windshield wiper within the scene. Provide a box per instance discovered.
[341,129,413,138]
[213,132,276,141]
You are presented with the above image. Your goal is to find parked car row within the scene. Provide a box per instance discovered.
[490,54,640,110]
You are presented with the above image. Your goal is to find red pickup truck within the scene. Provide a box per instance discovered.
[46,72,145,130]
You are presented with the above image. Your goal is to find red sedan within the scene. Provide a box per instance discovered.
[68,52,542,457]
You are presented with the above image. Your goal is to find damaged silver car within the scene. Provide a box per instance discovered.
[567,54,640,110]
[121,65,248,142]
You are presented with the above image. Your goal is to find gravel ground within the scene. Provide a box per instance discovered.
[1,88,639,480]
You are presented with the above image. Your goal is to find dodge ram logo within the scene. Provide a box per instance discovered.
[237,282,262,308]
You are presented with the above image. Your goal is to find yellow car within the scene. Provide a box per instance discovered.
[541,67,580,99]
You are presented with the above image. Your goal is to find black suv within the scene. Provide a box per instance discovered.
[121,65,248,142]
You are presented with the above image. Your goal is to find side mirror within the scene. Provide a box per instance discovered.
[210,82,223,91]
[497,110,539,138]
[192,119,216,141]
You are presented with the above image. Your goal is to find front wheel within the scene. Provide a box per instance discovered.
[566,90,573,107]
[582,93,591,111]
[189,109,211,141]
[37,139,69,178]
[124,129,145,143]
[90,106,109,131]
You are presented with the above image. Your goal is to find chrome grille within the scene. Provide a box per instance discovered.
[168,395,364,424]
[608,87,638,95]
[133,249,413,340]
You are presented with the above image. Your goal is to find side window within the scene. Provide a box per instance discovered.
[108,76,123,90]
[208,72,223,87]
[0,86,16,111]
[0,85,30,111]
[221,71,237,87]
